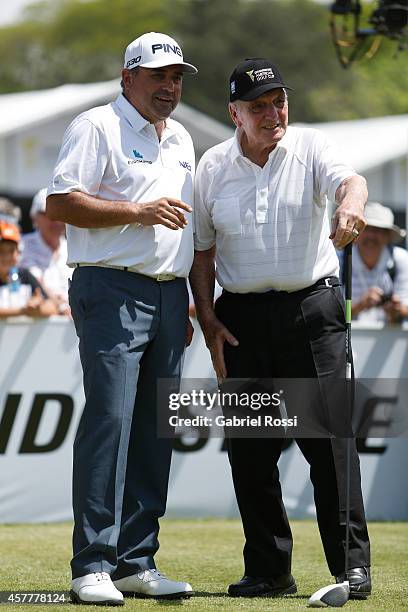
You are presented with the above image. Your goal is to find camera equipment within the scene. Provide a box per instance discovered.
[380,292,393,304]
[330,0,407,67]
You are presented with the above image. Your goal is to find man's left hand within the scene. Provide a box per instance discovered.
[331,175,367,249]
[330,204,366,249]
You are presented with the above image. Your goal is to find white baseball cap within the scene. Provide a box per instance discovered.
[364,201,406,242]
[124,32,197,74]
[30,187,48,218]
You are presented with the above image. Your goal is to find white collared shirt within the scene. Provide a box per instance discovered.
[194,126,356,292]
[20,231,71,298]
[48,94,195,278]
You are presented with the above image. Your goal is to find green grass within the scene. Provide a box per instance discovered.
[0,520,407,610]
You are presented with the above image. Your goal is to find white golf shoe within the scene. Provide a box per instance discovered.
[114,569,193,599]
[71,572,124,605]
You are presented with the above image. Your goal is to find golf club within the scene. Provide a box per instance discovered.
[308,241,353,608]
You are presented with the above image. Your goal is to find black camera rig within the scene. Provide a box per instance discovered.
[330,0,407,67]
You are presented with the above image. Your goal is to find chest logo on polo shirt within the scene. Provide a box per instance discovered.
[128,149,152,165]
[179,160,192,171]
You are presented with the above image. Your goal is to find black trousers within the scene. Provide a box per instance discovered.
[215,280,370,577]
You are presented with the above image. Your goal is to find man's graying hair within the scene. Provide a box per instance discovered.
[232,89,288,109]
[121,67,140,92]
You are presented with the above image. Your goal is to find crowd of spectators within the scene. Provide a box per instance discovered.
[0,191,71,319]
[339,201,408,324]
[0,194,407,325]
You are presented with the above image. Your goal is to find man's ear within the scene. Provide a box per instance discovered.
[121,69,132,93]
[229,102,242,128]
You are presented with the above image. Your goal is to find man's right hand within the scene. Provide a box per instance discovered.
[136,198,192,230]
[200,315,239,381]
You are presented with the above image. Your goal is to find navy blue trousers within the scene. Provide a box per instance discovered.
[215,282,370,577]
[69,266,188,579]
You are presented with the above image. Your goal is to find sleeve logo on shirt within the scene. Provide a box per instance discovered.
[179,160,192,171]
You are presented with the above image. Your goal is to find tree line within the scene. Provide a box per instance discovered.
[0,0,406,124]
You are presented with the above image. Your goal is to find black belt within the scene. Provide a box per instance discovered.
[224,276,341,299]
[74,262,177,281]
[311,276,341,289]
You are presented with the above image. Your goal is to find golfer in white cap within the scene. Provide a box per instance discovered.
[348,201,408,323]
[47,32,197,604]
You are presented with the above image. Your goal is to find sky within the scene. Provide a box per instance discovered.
[0,0,68,25]
[0,0,37,25]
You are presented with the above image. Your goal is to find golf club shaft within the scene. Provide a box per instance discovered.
[344,242,352,381]
[307,241,355,608]
[344,242,353,575]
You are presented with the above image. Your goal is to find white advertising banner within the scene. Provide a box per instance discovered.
[0,317,407,523]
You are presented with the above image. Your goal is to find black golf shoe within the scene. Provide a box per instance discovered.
[335,566,371,599]
[228,573,297,597]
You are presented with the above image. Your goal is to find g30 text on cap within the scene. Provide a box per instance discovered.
[229,58,293,102]
[124,32,197,74]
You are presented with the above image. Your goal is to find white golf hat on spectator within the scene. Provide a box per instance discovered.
[364,201,406,242]
[30,188,48,218]
[124,32,197,74]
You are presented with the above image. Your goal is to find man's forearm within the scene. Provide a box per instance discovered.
[189,248,217,324]
[335,175,368,211]
[331,175,368,248]
[47,192,191,230]
[46,193,139,228]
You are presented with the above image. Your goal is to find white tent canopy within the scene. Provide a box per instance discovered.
[1,79,407,169]
[304,115,408,173]
[0,80,233,152]
[0,81,406,215]
[0,82,120,137]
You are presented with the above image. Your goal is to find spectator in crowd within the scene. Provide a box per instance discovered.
[0,196,22,226]
[347,201,408,323]
[0,220,57,318]
[20,188,71,315]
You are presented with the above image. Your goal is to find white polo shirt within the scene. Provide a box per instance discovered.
[194,126,357,293]
[48,94,195,278]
